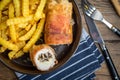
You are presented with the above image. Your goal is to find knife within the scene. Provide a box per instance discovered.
[84,14,120,80]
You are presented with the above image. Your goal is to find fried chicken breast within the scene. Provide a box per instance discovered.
[30,44,58,71]
[44,0,73,45]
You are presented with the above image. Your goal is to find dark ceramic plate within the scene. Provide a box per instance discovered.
[0,0,82,74]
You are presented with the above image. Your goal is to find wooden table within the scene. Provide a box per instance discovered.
[78,0,120,80]
[0,0,120,80]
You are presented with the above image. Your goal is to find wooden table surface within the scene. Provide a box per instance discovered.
[78,0,120,80]
[0,0,120,80]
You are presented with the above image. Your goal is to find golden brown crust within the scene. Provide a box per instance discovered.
[30,44,56,66]
[44,0,73,45]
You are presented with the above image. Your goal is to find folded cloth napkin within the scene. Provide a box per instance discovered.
[15,29,104,80]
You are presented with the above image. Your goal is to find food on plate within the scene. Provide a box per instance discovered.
[8,3,14,18]
[9,25,17,42]
[6,15,33,26]
[0,0,46,59]
[23,18,45,52]
[30,44,58,71]
[0,11,2,22]
[34,0,47,21]
[0,0,74,71]
[0,37,18,51]
[0,0,11,11]
[8,41,26,59]
[19,23,36,41]
[22,0,29,17]
[13,0,21,17]
[8,50,24,60]
[44,0,73,45]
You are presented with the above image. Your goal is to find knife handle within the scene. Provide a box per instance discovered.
[111,26,120,37]
[100,44,120,80]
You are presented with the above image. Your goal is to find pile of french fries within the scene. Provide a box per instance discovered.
[0,0,46,59]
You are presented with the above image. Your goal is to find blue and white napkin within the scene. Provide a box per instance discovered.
[15,29,104,80]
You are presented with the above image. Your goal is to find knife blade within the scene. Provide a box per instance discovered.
[84,14,120,80]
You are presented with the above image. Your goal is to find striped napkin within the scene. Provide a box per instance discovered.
[15,29,104,80]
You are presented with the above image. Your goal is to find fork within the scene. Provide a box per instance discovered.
[81,0,120,37]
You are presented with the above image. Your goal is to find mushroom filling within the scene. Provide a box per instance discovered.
[31,45,58,71]
[38,52,53,62]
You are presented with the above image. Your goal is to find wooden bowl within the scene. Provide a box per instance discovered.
[0,0,82,74]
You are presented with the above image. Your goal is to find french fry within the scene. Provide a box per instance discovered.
[0,0,12,11]
[8,41,25,59]
[2,6,9,11]
[30,0,40,6]
[13,50,24,59]
[1,16,8,22]
[18,30,27,37]
[16,26,22,32]
[0,11,2,22]
[17,22,29,28]
[8,3,14,18]
[30,0,39,13]
[8,50,24,59]
[30,4,37,11]
[1,29,8,40]
[0,0,48,60]
[9,25,17,42]
[22,0,29,17]
[0,30,1,37]
[0,47,7,53]
[6,15,33,26]
[5,28,9,37]
[8,51,17,59]
[13,0,21,17]
[34,0,46,21]
[16,41,26,49]
[19,23,36,41]
[2,10,8,16]
[41,12,45,18]
[25,24,32,31]
[23,18,45,52]
[0,22,7,30]
[0,37,18,51]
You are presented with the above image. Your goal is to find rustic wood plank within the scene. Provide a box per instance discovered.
[80,0,120,40]
[105,42,120,74]
[0,0,119,80]
[84,0,120,80]
[77,0,120,80]
[0,62,17,80]
[95,42,120,80]
[95,63,112,80]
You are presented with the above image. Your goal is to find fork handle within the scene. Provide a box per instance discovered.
[102,18,120,37]
[99,44,120,80]
[111,26,120,37]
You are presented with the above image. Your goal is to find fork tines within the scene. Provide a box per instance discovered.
[81,0,96,17]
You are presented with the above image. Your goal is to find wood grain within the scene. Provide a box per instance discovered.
[0,62,17,80]
[0,0,120,80]
[78,0,120,80]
